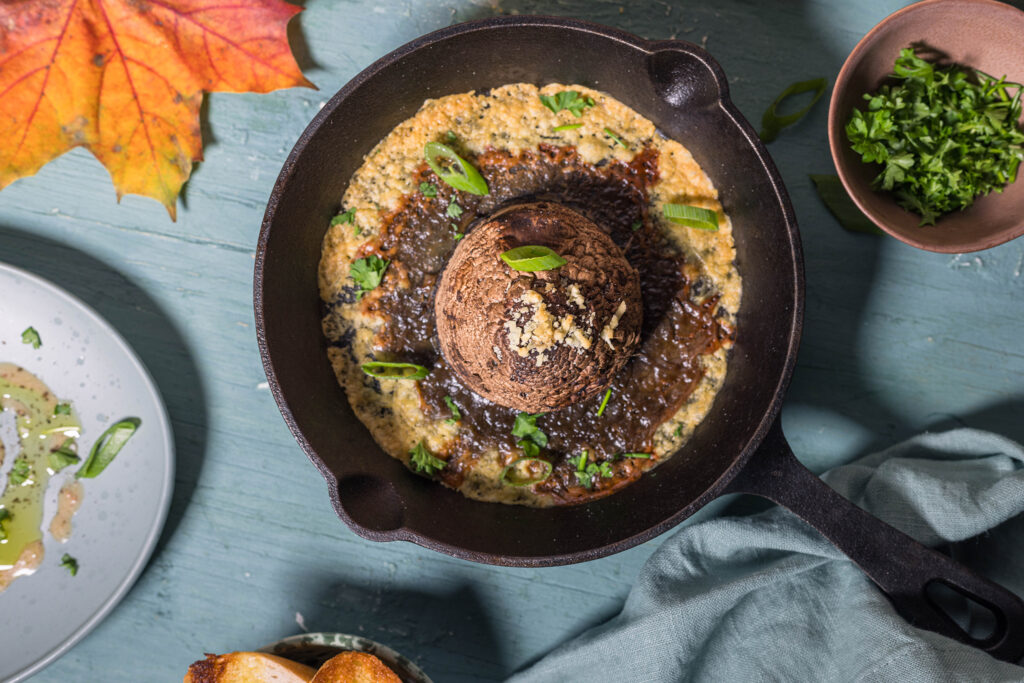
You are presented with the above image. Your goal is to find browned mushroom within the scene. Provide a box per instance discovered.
[434,201,642,412]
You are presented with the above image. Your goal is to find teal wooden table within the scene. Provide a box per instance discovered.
[3,1,1023,680]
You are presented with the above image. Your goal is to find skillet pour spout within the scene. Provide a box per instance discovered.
[254,15,1024,662]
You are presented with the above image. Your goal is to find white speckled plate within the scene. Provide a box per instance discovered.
[0,262,174,682]
[259,632,432,682]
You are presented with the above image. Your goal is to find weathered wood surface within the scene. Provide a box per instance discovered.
[2,0,1023,680]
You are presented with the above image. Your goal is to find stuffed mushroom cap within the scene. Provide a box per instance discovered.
[434,201,642,412]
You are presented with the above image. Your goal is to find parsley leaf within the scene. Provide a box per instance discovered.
[60,553,79,576]
[846,48,1024,226]
[443,395,461,424]
[0,509,10,541]
[512,412,548,450]
[420,182,438,197]
[9,459,31,486]
[331,208,359,235]
[446,201,463,218]
[54,402,72,416]
[539,91,595,117]
[409,441,446,476]
[349,255,389,299]
[21,326,42,349]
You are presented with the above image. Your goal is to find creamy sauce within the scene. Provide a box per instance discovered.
[49,480,84,543]
[0,363,82,592]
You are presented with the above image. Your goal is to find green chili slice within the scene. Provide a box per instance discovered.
[78,418,140,479]
[361,361,429,380]
[424,142,490,195]
[759,77,827,143]
[500,457,553,487]
[500,245,567,272]
[663,204,720,231]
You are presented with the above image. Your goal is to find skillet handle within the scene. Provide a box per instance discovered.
[723,419,1024,662]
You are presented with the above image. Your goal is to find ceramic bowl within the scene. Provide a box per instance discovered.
[828,0,1024,253]
[258,632,431,682]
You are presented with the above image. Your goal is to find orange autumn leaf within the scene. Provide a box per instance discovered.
[0,0,313,219]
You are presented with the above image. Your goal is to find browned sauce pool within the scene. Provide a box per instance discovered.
[340,145,732,504]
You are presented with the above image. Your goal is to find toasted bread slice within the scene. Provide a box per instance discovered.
[185,652,317,683]
[310,651,401,683]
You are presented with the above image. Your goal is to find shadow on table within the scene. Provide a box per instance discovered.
[293,577,504,682]
[0,224,209,559]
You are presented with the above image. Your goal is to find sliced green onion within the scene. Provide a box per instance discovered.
[604,127,627,148]
[361,361,429,380]
[553,123,583,132]
[49,445,81,472]
[759,77,827,143]
[663,204,719,231]
[500,245,567,272]
[619,452,652,459]
[501,457,553,487]
[424,142,489,195]
[596,388,611,417]
[78,418,140,479]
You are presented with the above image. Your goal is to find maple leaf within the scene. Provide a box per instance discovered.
[0,0,313,219]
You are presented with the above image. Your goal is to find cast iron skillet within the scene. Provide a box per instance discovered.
[255,16,1024,661]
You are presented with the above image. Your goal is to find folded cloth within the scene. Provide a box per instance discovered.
[509,429,1024,683]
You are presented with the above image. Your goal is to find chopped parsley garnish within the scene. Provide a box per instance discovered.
[49,444,81,472]
[573,450,614,489]
[631,220,642,231]
[9,459,31,486]
[409,441,446,476]
[0,509,10,541]
[846,48,1024,225]
[596,388,611,417]
[54,402,72,416]
[674,425,683,438]
[331,208,360,236]
[331,208,356,226]
[446,201,463,218]
[443,395,461,424]
[60,553,79,576]
[604,127,627,148]
[512,412,548,456]
[21,326,42,349]
[349,255,389,299]
[454,231,464,241]
[552,123,583,132]
[539,91,595,117]
[445,130,458,144]
[420,182,438,197]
